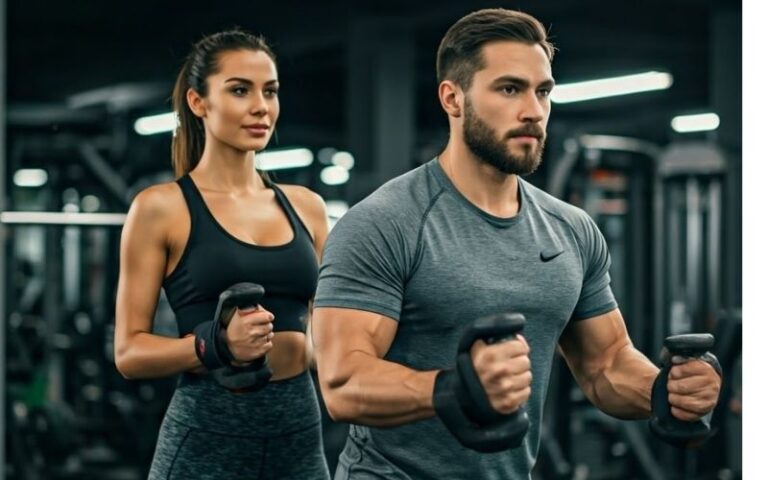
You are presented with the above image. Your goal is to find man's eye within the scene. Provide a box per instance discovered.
[502,86,518,95]
[538,89,551,97]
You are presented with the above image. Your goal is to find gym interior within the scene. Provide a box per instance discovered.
[1,1,746,479]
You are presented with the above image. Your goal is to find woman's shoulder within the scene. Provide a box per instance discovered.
[274,184,327,238]
[276,184,326,218]
[128,180,186,223]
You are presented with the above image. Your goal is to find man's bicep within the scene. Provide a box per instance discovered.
[314,307,398,356]
[559,308,631,377]
[313,307,398,387]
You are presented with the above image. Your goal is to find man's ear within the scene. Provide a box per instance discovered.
[186,88,206,118]
[438,80,464,118]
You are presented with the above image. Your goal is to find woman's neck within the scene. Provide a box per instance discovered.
[193,141,264,193]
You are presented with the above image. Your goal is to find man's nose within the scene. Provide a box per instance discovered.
[518,90,545,123]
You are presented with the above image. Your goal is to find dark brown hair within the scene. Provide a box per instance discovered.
[171,28,276,179]
[436,9,555,91]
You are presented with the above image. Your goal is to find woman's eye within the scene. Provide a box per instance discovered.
[231,86,248,96]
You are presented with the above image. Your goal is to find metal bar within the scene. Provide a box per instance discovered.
[708,179,722,321]
[78,142,130,207]
[1,211,127,226]
[668,185,684,334]
[621,423,667,480]
[546,138,581,199]
[0,0,7,475]
[63,225,82,311]
[652,173,666,356]
[629,169,646,351]
[578,134,661,158]
[686,178,702,330]
[45,225,65,405]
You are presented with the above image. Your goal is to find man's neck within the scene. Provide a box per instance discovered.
[438,141,521,218]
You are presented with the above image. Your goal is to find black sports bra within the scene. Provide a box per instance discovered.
[162,175,318,336]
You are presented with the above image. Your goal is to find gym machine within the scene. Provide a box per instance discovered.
[539,135,741,480]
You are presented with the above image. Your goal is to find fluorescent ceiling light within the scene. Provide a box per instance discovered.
[331,151,355,170]
[256,148,314,171]
[134,112,177,135]
[551,71,673,104]
[320,166,350,185]
[671,113,720,133]
[14,169,48,187]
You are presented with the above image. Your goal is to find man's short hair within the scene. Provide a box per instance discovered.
[436,9,555,90]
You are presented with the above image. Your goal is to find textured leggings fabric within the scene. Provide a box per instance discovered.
[148,371,330,480]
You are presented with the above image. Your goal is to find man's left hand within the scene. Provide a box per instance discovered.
[666,357,722,421]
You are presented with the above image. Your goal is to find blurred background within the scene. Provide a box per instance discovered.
[1,0,743,479]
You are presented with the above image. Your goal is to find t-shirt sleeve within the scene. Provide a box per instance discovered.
[313,203,413,321]
[571,213,618,320]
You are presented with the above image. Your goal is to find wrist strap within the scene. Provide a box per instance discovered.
[216,328,236,364]
[193,321,227,370]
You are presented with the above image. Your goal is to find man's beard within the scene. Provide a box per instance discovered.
[462,97,546,176]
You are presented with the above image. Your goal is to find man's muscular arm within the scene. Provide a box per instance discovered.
[559,308,721,421]
[313,307,532,427]
[313,307,438,426]
[558,308,659,419]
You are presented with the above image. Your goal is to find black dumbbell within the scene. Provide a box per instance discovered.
[649,333,721,447]
[209,283,273,392]
[434,313,530,453]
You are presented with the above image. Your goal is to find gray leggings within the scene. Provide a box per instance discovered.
[148,371,330,480]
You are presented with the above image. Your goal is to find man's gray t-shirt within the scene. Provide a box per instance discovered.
[314,159,617,479]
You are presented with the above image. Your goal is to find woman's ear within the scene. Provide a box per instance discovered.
[186,88,206,118]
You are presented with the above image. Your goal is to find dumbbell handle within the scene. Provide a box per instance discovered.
[456,313,527,426]
[457,313,525,352]
[216,284,265,328]
[662,333,714,359]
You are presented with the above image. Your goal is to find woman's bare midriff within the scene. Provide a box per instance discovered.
[266,331,310,380]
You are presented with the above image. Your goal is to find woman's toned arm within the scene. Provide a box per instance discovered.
[114,184,203,379]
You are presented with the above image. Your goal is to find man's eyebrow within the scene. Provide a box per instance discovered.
[491,75,556,89]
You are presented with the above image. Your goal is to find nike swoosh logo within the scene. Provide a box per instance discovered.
[540,251,564,262]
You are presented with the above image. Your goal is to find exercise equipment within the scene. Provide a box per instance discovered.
[544,135,738,479]
[208,283,274,392]
[650,334,721,448]
[434,313,530,453]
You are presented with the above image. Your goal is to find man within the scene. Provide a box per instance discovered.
[312,8,721,479]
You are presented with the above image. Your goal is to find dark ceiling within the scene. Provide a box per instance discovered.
[5,0,741,196]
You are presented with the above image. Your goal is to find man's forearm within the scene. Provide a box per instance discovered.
[589,344,659,419]
[320,351,439,426]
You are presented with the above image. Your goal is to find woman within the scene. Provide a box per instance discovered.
[114,29,330,479]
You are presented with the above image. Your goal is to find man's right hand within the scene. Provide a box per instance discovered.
[469,335,532,415]
[224,306,275,363]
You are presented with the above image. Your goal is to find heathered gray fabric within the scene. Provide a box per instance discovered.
[314,159,618,480]
[148,371,330,480]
